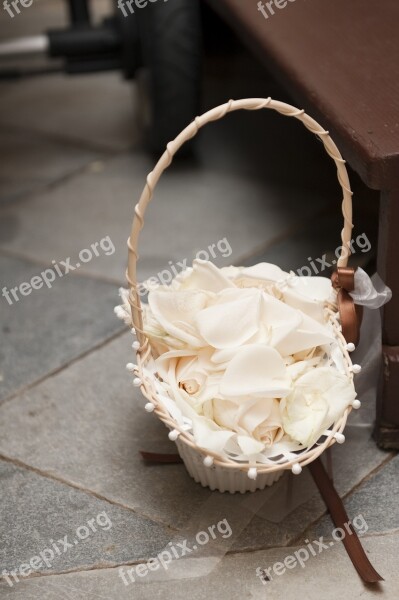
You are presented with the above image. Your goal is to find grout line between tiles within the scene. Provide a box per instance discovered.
[289,451,397,547]
[0,152,123,212]
[0,327,127,407]
[0,119,135,157]
[0,246,125,287]
[1,528,398,586]
[0,452,179,534]
[0,199,338,287]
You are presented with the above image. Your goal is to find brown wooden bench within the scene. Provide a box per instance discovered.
[206,0,399,448]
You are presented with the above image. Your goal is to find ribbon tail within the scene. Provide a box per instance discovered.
[140,451,182,464]
[139,451,383,583]
[309,458,383,583]
[337,288,363,346]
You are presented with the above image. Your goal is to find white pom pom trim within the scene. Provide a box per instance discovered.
[334,432,345,444]
[132,341,140,350]
[168,430,180,441]
[114,306,125,318]
[248,467,257,480]
[133,377,142,387]
[292,463,302,475]
[351,364,362,374]
[126,363,136,372]
[345,342,356,352]
[145,403,155,413]
[203,456,214,468]
[352,399,361,409]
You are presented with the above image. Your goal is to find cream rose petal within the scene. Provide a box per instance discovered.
[286,356,323,380]
[209,397,283,448]
[192,416,236,454]
[177,259,236,292]
[274,312,335,357]
[281,390,328,447]
[281,276,333,323]
[236,434,265,456]
[220,344,292,398]
[211,399,239,430]
[259,293,302,347]
[156,349,196,380]
[195,288,263,349]
[239,262,290,283]
[156,348,224,411]
[237,398,276,432]
[149,289,210,348]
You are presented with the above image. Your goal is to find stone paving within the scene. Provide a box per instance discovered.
[0,2,397,599]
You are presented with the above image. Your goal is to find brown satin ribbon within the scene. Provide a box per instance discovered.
[309,458,383,583]
[331,267,363,345]
[140,452,383,583]
[140,451,183,464]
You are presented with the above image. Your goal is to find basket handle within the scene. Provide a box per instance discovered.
[127,98,354,347]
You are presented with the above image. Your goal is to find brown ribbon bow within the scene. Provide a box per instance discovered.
[331,267,363,346]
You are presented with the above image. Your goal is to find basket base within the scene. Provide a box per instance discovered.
[175,438,284,493]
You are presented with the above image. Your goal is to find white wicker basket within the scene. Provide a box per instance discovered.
[125,98,358,493]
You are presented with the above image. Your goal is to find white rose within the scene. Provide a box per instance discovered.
[280,367,356,447]
[205,397,284,448]
[157,344,291,456]
[156,348,223,414]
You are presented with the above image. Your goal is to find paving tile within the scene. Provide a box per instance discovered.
[0,150,325,284]
[0,254,124,402]
[0,73,137,152]
[0,328,388,551]
[301,453,399,542]
[0,531,397,599]
[0,460,170,577]
[0,127,101,204]
[0,332,212,527]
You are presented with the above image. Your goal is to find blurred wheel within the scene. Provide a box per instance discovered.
[136,0,202,154]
